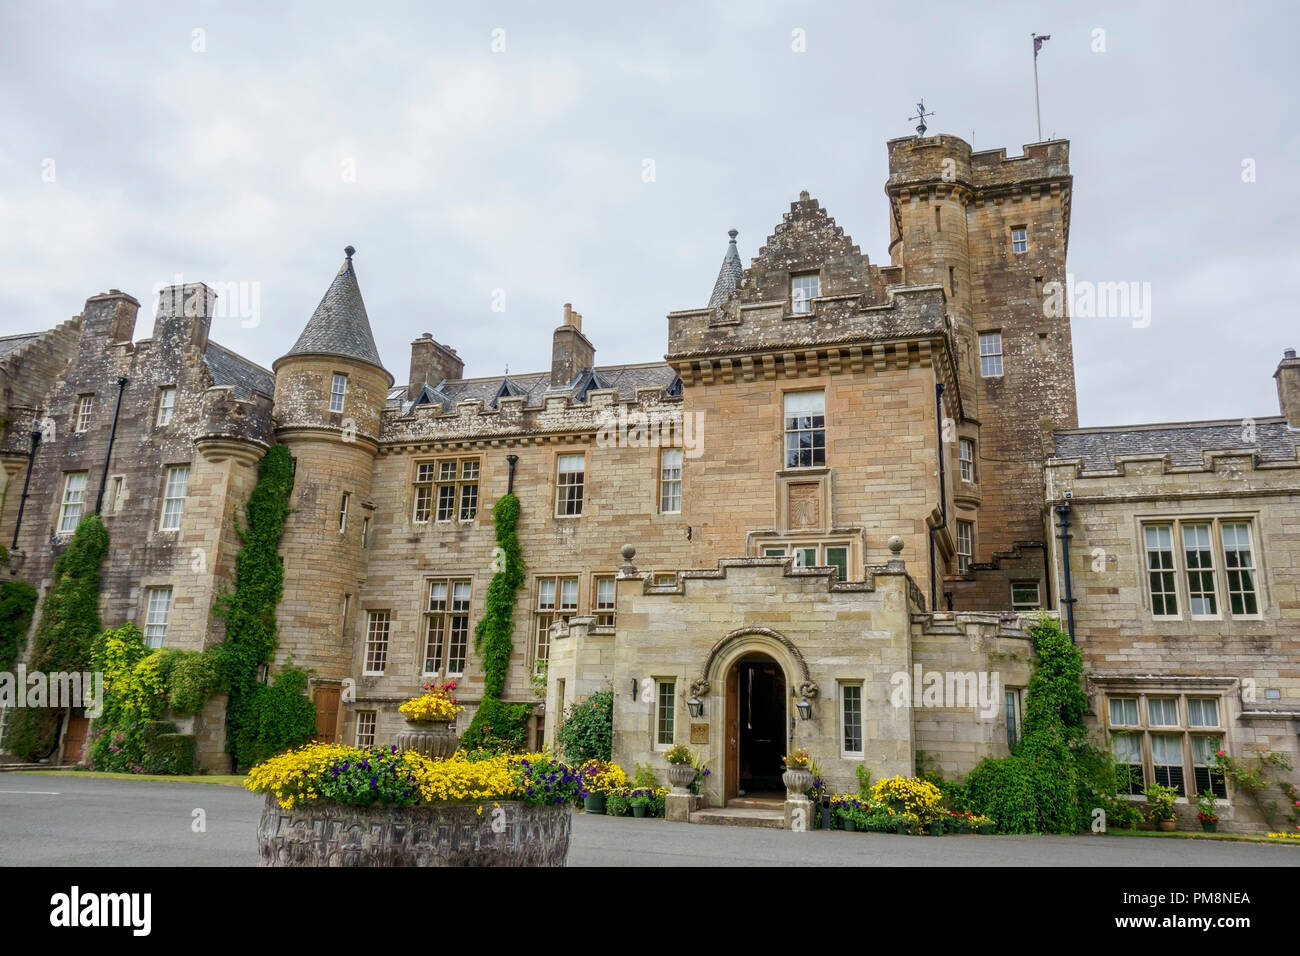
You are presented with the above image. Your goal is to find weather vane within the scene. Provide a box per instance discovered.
[909,99,934,137]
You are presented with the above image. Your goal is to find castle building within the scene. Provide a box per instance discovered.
[0,133,1295,832]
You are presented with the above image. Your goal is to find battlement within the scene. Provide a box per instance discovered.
[887,134,1070,192]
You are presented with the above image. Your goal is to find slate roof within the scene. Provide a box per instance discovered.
[1053,418,1300,471]
[284,251,386,371]
[707,230,743,307]
[388,362,679,413]
[0,333,39,359]
[204,342,274,399]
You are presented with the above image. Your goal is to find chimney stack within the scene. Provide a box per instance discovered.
[156,282,216,352]
[408,333,464,400]
[1275,347,1300,428]
[82,289,141,346]
[551,303,595,387]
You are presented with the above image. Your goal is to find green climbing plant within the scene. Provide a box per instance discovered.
[7,513,108,760]
[460,493,530,752]
[213,445,313,768]
[0,579,38,674]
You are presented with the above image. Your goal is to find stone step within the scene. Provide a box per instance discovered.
[690,806,785,829]
[726,796,785,810]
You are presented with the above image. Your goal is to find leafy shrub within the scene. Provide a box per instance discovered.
[231,666,317,768]
[556,690,613,764]
[0,579,37,673]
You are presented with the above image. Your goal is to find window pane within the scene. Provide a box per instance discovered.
[1109,697,1138,726]
[842,685,863,753]
[1144,525,1178,615]
[538,579,556,609]
[1222,522,1258,615]
[656,681,676,745]
[1148,697,1179,726]
[825,547,848,581]
[1187,697,1218,728]
[559,578,578,610]
[1182,523,1217,615]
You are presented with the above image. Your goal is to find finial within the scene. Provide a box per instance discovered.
[727,228,738,242]
[344,245,355,259]
[799,190,811,201]
[908,99,934,137]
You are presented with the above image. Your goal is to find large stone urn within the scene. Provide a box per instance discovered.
[666,764,697,793]
[257,794,572,866]
[782,768,814,797]
[395,720,458,760]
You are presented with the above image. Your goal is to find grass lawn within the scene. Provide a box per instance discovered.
[15,770,246,787]
[1106,828,1300,846]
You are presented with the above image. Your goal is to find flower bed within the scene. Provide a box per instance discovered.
[605,786,669,817]
[823,777,997,835]
[245,744,581,866]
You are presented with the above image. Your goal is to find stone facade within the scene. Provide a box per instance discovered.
[0,131,1294,835]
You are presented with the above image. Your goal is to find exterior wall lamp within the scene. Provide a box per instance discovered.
[793,687,813,720]
[687,693,704,718]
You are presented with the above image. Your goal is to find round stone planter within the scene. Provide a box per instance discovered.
[1157,819,1177,832]
[782,768,813,796]
[256,794,571,867]
[394,720,458,760]
[666,764,697,793]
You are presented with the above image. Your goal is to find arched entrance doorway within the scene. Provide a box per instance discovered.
[725,653,787,799]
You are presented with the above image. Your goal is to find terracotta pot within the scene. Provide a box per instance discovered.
[395,720,458,760]
[1157,818,1177,832]
[666,764,697,792]
[782,768,814,795]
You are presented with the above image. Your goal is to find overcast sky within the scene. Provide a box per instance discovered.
[2,1,1297,427]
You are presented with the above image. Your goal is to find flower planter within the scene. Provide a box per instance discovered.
[895,821,910,835]
[927,821,944,836]
[1200,819,1218,833]
[1157,819,1177,832]
[842,818,856,832]
[666,764,696,793]
[256,794,571,866]
[632,804,648,818]
[781,768,813,796]
[394,719,458,760]
[583,793,606,815]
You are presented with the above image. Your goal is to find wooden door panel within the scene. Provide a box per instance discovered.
[314,686,341,742]
[725,666,739,801]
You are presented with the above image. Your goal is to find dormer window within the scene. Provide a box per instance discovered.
[790,273,819,314]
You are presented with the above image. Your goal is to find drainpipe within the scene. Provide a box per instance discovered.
[506,454,519,494]
[94,377,129,514]
[928,383,947,611]
[11,429,42,550]
[1055,503,1077,643]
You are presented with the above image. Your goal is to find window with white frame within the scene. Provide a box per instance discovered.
[790,273,819,314]
[841,683,863,754]
[1106,692,1228,800]
[329,373,347,413]
[762,541,850,581]
[58,471,88,534]
[959,438,975,483]
[74,395,94,433]
[555,454,585,517]
[423,579,471,675]
[659,448,682,514]
[533,576,578,670]
[593,575,616,628]
[159,465,190,530]
[157,387,177,427]
[784,390,825,468]
[363,610,390,675]
[1143,519,1260,619]
[144,586,172,649]
[655,680,676,747]
[361,516,370,550]
[1011,226,1028,253]
[339,493,350,533]
[956,520,974,574]
[1011,581,1041,612]
[978,332,1003,377]
[355,711,377,748]
[110,476,125,513]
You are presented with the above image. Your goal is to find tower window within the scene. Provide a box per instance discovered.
[934,206,942,232]
[958,438,975,483]
[978,332,1004,377]
[329,373,348,413]
[160,465,190,530]
[659,448,683,514]
[784,390,826,468]
[956,520,974,574]
[790,273,819,314]
[58,471,88,534]
[144,587,173,649]
[339,493,350,533]
[1011,227,1028,253]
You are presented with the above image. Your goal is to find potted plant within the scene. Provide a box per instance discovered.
[578,759,628,814]
[629,789,652,818]
[664,744,697,792]
[1196,790,1220,833]
[396,680,464,759]
[1143,783,1180,831]
[781,749,814,796]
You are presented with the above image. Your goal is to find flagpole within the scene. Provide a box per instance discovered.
[1033,35,1042,141]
